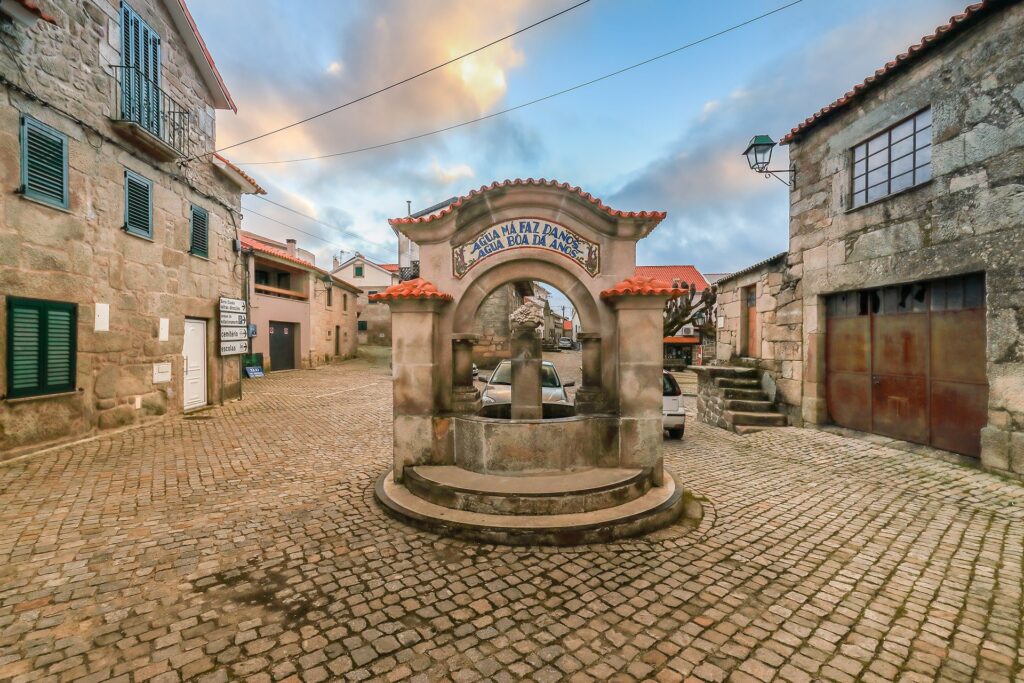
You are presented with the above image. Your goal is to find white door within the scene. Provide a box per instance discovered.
[183,319,207,410]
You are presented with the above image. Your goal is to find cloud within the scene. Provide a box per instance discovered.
[611,0,969,273]
[327,62,344,75]
[430,159,475,185]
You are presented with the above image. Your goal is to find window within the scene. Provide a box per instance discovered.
[20,116,69,209]
[354,264,364,278]
[357,320,368,331]
[326,286,332,307]
[189,205,209,258]
[343,293,348,311]
[124,169,153,237]
[851,108,932,208]
[277,272,290,289]
[6,297,77,399]
[367,290,378,296]
[255,270,270,286]
[120,2,161,137]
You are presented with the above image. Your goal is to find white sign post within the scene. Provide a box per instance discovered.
[219,297,249,356]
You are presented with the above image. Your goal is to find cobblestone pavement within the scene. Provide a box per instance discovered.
[2,361,1023,683]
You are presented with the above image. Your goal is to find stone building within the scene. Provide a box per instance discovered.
[716,0,1024,475]
[243,233,359,371]
[0,0,264,455]
[471,281,534,367]
[332,253,398,346]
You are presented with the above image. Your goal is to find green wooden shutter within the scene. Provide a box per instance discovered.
[45,306,75,391]
[6,298,76,398]
[20,117,69,209]
[121,2,160,134]
[124,169,152,237]
[190,205,209,258]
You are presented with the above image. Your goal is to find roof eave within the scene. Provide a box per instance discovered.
[162,0,236,113]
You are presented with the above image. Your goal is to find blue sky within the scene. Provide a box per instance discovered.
[191,0,968,284]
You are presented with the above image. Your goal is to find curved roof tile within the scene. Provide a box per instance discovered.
[781,1,999,144]
[389,178,667,225]
[600,276,686,299]
[368,278,453,302]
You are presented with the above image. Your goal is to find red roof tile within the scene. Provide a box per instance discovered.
[782,1,1003,144]
[633,266,709,291]
[379,263,400,272]
[368,278,453,302]
[9,0,57,23]
[389,179,667,225]
[214,154,266,194]
[240,235,361,292]
[600,276,686,300]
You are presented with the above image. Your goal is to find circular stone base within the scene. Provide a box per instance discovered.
[374,467,701,546]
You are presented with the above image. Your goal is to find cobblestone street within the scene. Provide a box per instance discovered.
[2,360,1023,683]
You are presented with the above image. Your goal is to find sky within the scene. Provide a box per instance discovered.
[189,0,969,314]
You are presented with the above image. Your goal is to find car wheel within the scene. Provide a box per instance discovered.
[667,428,684,440]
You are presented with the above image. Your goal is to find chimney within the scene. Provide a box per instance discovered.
[285,238,297,256]
[333,255,341,270]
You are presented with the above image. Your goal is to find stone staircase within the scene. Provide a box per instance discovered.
[694,366,787,435]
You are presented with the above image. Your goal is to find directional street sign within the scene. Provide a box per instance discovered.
[219,297,249,356]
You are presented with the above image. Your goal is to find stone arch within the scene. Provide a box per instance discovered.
[451,258,602,334]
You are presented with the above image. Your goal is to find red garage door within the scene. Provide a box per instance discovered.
[825,273,987,457]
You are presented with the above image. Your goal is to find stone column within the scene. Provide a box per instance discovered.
[510,323,542,420]
[609,295,671,486]
[451,333,481,414]
[389,298,447,482]
[575,332,604,414]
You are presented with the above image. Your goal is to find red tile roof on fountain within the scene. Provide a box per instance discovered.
[388,179,667,225]
[600,276,686,299]
[369,278,453,302]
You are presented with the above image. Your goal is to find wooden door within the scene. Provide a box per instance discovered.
[269,322,296,371]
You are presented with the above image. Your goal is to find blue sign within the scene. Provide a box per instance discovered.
[245,367,264,378]
[249,323,257,338]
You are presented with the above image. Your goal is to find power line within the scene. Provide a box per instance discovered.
[252,194,372,245]
[236,1,802,166]
[241,205,393,260]
[204,0,592,158]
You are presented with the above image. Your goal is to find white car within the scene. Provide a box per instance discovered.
[479,360,573,406]
[663,370,685,439]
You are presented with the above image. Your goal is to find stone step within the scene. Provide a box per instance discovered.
[724,410,788,427]
[714,377,762,389]
[405,466,649,515]
[723,387,769,400]
[376,469,700,546]
[724,399,774,412]
[734,425,772,436]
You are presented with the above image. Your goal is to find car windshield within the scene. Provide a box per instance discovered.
[489,363,561,388]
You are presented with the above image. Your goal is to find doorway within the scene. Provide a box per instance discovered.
[183,318,207,410]
[269,321,297,371]
[825,273,987,457]
[334,325,340,356]
[743,285,758,358]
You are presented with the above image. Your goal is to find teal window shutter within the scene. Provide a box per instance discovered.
[190,205,209,258]
[120,2,161,135]
[124,169,153,237]
[6,297,77,398]
[20,116,69,209]
[357,320,368,331]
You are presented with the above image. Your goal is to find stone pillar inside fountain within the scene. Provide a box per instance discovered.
[510,323,543,420]
[451,333,481,414]
[575,331,604,414]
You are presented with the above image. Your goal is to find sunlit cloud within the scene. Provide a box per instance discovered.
[327,61,344,75]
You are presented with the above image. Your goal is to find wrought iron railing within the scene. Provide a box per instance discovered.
[111,65,191,156]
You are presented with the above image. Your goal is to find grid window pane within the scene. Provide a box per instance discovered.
[867,182,888,202]
[867,133,888,155]
[890,170,914,194]
[891,136,914,160]
[849,108,931,207]
[891,154,914,178]
[891,119,914,142]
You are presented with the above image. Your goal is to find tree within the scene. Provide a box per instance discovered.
[664,282,717,338]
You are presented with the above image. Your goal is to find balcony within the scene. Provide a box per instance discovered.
[110,65,191,159]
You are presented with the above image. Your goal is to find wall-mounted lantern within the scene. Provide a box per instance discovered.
[742,135,796,187]
[316,273,334,295]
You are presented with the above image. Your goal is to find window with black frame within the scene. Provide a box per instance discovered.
[851,108,932,208]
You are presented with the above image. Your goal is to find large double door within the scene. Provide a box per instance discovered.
[825,273,987,457]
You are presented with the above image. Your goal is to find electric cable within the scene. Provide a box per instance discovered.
[202,0,592,158]
[236,0,802,166]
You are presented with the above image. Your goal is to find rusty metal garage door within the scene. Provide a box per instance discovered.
[825,273,987,457]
